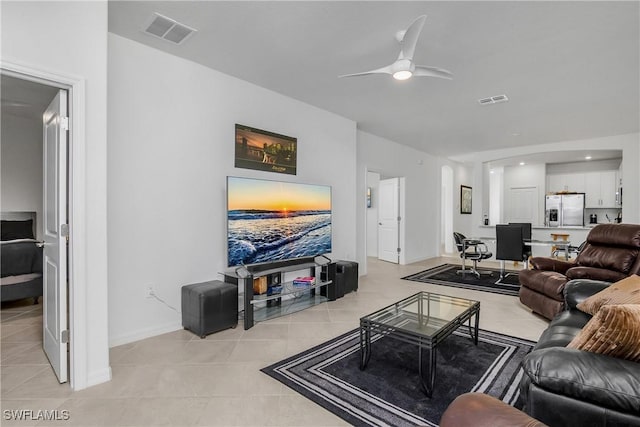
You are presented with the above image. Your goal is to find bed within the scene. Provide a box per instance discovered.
[1,212,43,304]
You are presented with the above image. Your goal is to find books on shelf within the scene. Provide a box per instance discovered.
[292,276,316,288]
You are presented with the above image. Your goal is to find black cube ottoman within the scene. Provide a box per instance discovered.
[181,280,237,338]
[335,260,358,294]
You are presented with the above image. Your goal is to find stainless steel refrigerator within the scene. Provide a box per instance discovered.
[545,194,585,227]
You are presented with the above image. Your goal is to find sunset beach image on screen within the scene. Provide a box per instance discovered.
[227,176,332,267]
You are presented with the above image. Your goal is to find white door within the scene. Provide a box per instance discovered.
[43,90,68,383]
[378,178,400,263]
[507,187,539,224]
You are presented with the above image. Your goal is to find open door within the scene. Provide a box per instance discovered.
[377,177,400,263]
[42,90,68,383]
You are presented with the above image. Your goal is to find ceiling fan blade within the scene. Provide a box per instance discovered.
[413,65,453,80]
[338,64,393,78]
[398,15,427,61]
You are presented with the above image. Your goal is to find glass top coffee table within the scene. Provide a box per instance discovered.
[359,291,480,397]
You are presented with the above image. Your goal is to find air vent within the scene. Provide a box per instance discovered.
[143,13,197,45]
[478,94,509,105]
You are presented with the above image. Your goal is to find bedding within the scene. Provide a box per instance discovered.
[1,215,43,303]
[1,219,35,241]
[1,240,43,277]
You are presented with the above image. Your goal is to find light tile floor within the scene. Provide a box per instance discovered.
[1,257,548,426]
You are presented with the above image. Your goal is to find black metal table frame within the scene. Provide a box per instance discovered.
[359,292,480,398]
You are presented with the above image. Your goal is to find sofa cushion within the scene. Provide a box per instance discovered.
[566,266,628,282]
[576,245,639,274]
[568,304,640,362]
[522,347,640,415]
[584,223,640,248]
[549,309,592,329]
[577,274,640,315]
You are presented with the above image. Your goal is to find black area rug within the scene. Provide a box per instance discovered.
[402,263,521,296]
[262,328,534,427]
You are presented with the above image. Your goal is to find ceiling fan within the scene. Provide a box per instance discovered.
[339,15,452,81]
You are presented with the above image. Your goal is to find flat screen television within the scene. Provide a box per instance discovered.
[227,176,332,268]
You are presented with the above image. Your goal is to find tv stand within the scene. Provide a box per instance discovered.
[224,259,334,330]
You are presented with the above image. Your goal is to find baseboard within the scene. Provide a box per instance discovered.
[403,255,431,265]
[85,366,112,389]
[109,321,182,347]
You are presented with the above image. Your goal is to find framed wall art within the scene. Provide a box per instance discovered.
[460,185,472,214]
[234,124,297,175]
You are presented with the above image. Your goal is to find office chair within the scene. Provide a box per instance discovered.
[495,224,526,284]
[453,232,493,278]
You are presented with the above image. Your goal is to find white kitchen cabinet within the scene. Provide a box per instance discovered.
[547,173,585,193]
[584,171,618,208]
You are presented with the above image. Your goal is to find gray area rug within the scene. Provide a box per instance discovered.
[402,263,521,296]
[262,327,534,427]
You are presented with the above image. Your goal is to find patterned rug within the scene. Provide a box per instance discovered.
[402,263,521,296]
[262,327,534,427]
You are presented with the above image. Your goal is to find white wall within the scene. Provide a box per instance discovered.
[452,162,475,234]
[1,1,110,389]
[107,34,357,345]
[356,131,439,273]
[436,159,475,249]
[365,171,380,257]
[1,114,43,238]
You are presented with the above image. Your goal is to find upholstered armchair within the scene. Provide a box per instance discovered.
[519,224,640,320]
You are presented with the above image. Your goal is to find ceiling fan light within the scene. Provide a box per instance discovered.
[393,70,413,80]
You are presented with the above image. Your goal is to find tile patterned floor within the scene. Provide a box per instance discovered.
[0,257,548,426]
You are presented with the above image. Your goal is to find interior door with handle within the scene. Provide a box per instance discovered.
[377,178,400,263]
[42,89,69,383]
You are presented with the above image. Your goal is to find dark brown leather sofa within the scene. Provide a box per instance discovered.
[441,279,640,427]
[440,392,548,427]
[520,279,640,426]
[519,224,640,320]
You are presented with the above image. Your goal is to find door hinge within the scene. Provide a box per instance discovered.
[397,248,401,253]
[61,116,69,131]
[61,224,69,239]
[61,330,69,344]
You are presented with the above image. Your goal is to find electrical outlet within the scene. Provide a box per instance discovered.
[146,287,154,298]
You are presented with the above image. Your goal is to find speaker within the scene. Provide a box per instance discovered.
[320,262,343,301]
[335,261,358,294]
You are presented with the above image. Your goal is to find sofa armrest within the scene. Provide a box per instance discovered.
[522,348,640,415]
[529,257,574,274]
[564,279,612,309]
[440,392,548,427]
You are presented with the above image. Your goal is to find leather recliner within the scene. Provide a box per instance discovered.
[519,279,640,426]
[518,224,640,319]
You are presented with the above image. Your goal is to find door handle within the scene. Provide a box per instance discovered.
[379,222,382,225]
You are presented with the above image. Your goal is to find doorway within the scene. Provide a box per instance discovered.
[1,73,70,384]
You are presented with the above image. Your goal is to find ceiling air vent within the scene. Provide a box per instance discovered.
[143,13,197,45]
[478,94,509,105]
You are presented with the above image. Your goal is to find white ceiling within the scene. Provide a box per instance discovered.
[1,75,58,121]
[108,1,639,157]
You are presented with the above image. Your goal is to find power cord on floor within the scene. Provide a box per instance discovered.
[148,289,180,314]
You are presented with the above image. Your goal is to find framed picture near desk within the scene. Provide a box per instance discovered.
[460,185,472,214]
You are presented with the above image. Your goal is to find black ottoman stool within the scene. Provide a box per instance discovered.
[181,280,237,338]
[336,260,358,294]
